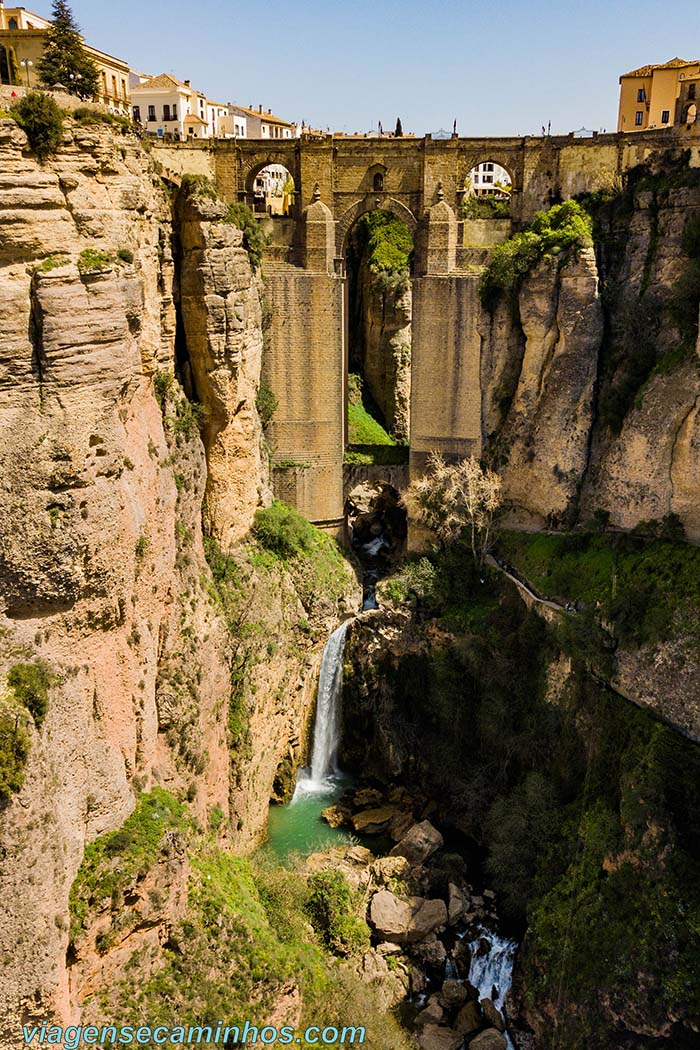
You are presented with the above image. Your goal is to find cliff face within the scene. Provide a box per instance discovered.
[359,269,412,442]
[0,120,357,1042]
[482,174,700,539]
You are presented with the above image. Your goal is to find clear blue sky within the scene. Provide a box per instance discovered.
[33,0,700,135]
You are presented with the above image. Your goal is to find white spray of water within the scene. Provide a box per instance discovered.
[294,621,349,797]
[467,925,517,1048]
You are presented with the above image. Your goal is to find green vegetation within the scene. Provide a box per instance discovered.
[179,173,217,201]
[152,370,204,441]
[34,253,70,274]
[462,196,510,220]
[497,528,700,646]
[69,789,192,941]
[357,543,700,1045]
[37,0,99,100]
[224,202,269,269]
[305,870,370,956]
[253,501,320,559]
[10,92,64,162]
[72,108,131,132]
[344,373,408,465]
[0,711,30,804]
[351,210,412,279]
[383,556,437,606]
[255,380,278,428]
[116,247,134,263]
[77,247,113,273]
[252,502,350,605]
[7,662,50,726]
[479,200,592,311]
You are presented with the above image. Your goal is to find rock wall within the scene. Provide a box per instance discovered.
[482,176,700,538]
[0,120,357,1043]
[358,268,412,442]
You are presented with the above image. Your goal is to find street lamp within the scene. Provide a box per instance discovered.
[20,59,33,88]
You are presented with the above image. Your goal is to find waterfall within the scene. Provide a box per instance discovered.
[294,621,349,795]
[467,925,517,1048]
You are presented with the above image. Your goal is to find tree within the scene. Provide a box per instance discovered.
[394,117,403,138]
[11,92,64,161]
[404,452,502,562]
[37,0,99,100]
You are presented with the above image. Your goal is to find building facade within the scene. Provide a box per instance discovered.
[617,57,700,132]
[469,161,511,197]
[0,5,130,114]
[227,103,295,139]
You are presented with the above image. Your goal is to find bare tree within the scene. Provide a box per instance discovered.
[404,452,502,562]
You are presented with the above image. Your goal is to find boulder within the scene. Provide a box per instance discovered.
[419,1025,463,1050]
[352,806,397,834]
[391,820,444,865]
[353,786,385,808]
[438,979,468,1008]
[371,855,410,885]
[409,933,447,968]
[389,810,415,841]
[447,882,467,925]
[416,995,444,1026]
[455,1000,482,1036]
[344,845,373,866]
[375,940,402,956]
[321,804,351,828]
[369,890,412,942]
[407,897,448,941]
[468,1031,507,1050]
[480,998,505,1032]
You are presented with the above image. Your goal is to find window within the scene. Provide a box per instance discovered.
[163,104,170,120]
[121,79,127,99]
[112,75,117,97]
[635,111,644,126]
[484,162,494,171]
[132,105,141,122]
[148,105,156,121]
[483,174,493,183]
[172,104,177,120]
[373,172,384,191]
[661,110,670,123]
[8,18,18,29]
[637,88,646,103]
[689,85,696,100]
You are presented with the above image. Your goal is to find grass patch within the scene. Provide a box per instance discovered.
[497,529,700,646]
[34,254,70,274]
[72,108,131,132]
[69,789,192,942]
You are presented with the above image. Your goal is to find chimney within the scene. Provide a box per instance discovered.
[184,79,190,86]
[259,104,263,113]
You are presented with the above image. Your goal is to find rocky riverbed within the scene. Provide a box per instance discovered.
[305,784,515,1050]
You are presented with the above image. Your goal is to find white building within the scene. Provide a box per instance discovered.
[469,162,512,197]
[226,103,295,139]
[131,73,230,140]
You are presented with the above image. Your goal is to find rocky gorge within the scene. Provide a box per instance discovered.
[0,109,699,1050]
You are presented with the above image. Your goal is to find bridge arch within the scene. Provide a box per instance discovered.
[336,196,418,257]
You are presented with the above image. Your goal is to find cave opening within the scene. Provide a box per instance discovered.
[344,210,413,464]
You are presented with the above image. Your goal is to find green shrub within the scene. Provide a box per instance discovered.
[116,247,134,263]
[384,557,437,605]
[11,91,64,161]
[351,210,413,277]
[463,196,510,219]
[153,370,174,411]
[252,501,317,559]
[304,870,369,956]
[72,107,130,131]
[224,202,269,268]
[7,662,50,726]
[34,253,70,274]
[173,398,204,440]
[480,200,592,311]
[0,712,30,803]
[77,247,112,273]
[255,381,278,428]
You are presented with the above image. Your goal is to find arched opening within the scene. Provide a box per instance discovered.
[373,171,384,192]
[246,163,295,216]
[344,208,414,460]
[0,43,19,85]
[345,482,407,609]
[684,102,698,125]
[463,160,512,219]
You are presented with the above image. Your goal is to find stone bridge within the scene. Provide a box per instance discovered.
[155,130,698,530]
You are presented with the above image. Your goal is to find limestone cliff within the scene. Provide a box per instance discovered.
[482,168,700,539]
[359,268,412,442]
[0,120,357,1044]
